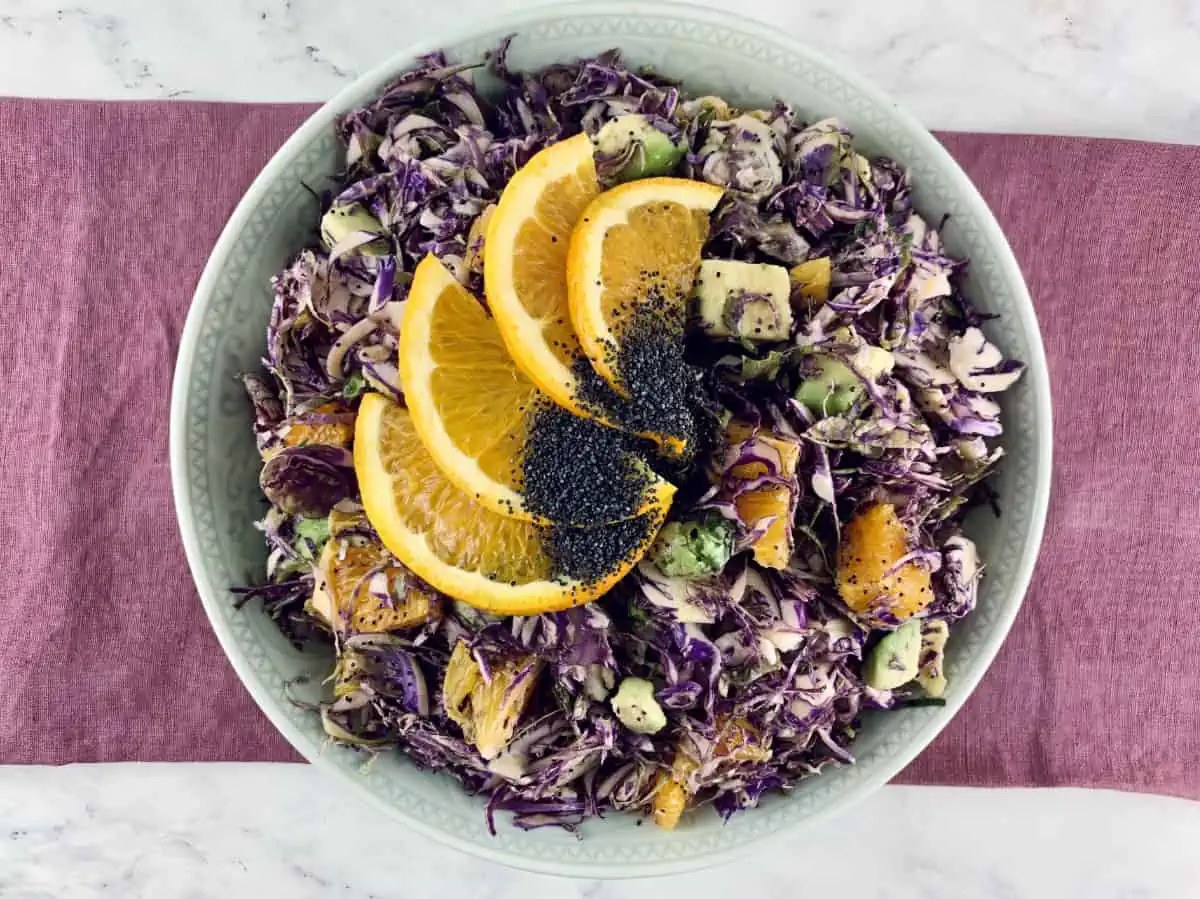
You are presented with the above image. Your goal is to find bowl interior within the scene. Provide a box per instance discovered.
[172,2,1051,877]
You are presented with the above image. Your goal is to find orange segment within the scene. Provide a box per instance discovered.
[734,488,795,570]
[789,256,832,306]
[652,774,689,831]
[354,394,667,614]
[311,538,437,633]
[566,177,724,395]
[266,402,354,461]
[399,254,676,524]
[836,503,934,622]
[726,422,801,570]
[484,133,601,418]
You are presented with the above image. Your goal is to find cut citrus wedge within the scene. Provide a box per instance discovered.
[399,254,675,524]
[566,177,724,395]
[726,420,801,570]
[310,537,438,632]
[354,393,667,614]
[837,502,934,622]
[484,132,601,418]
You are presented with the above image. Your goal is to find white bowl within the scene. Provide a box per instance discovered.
[170,0,1052,877]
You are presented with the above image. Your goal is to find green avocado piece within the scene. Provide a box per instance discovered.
[294,515,331,548]
[610,677,667,735]
[595,114,686,182]
[795,347,895,417]
[865,620,923,690]
[915,619,950,697]
[650,519,734,577]
[795,356,862,416]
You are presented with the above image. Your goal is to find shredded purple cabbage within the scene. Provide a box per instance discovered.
[236,40,1025,834]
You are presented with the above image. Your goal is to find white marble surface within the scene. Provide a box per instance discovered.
[3,1,1199,896]
[0,0,1199,143]
[1,764,1198,899]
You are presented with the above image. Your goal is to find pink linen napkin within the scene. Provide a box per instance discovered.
[1,99,1197,798]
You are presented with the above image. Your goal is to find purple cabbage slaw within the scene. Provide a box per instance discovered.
[235,39,1025,834]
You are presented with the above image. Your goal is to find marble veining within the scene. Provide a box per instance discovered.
[2,765,1199,898]
[0,0,1198,144]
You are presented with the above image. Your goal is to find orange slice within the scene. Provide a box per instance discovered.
[399,254,542,519]
[399,254,675,523]
[483,133,601,418]
[353,393,666,614]
[566,177,724,395]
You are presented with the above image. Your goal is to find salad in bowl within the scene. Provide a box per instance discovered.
[232,38,1025,836]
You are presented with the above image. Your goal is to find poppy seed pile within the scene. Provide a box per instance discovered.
[543,513,660,585]
[519,403,651,526]
[570,317,702,456]
[517,402,665,585]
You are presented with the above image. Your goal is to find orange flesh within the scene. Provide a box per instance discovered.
[836,503,934,620]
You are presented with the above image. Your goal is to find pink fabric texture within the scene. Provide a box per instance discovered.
[1,100,1196,797]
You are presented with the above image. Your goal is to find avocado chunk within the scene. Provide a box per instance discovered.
[594,114,686,182]
[864,619,922,690]
[915,619,950,697]
[795,356,860,416]
[795,346,894,417]
[320,202,389,255]
[610,677,667,735]
[693,259,793,342]
[650,518,734,577]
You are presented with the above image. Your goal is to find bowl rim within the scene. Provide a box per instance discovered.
[170,0,1053,877]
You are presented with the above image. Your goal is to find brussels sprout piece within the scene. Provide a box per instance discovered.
[259,445,356,517]
[788,118,851,186]
[679,95,736,123]
[697,114,784,196]
[319,202,389,256]
[594,114,687,183]
[319,703,390,748]
[332,649,368,699]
